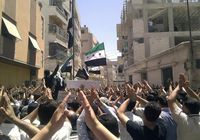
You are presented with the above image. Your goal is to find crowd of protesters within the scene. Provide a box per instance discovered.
[0,72,200,140]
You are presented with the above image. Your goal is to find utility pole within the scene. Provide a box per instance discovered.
[72,0,75,80]
[186,0,194,84]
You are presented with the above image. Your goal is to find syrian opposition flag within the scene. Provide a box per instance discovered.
[85,43,107,66]
[67,18,73,49]
[75,68,89,80]
[60,54,73,73]
[88,66,101,74]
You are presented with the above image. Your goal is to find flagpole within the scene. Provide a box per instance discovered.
[72,0,75,80]
[104,49,109,86]
[99,66,101,81]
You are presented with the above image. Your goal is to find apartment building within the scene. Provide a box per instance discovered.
[104,60,118,86]
[38,0,81,78]
[117,0,200,89]
[0,0,44,86]
[80,25,98,66]
[39,0,70,72]
[116,56,126,85]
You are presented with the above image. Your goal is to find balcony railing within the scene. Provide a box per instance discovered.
[49,0,67,19]
[49,24,68,43]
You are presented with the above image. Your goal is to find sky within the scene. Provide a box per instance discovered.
[76,0,123,60]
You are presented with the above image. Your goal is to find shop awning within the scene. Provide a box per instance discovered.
[29,36,41,51]
[2,17,22,40]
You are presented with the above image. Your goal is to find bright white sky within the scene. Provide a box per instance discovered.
[77,0,123,60]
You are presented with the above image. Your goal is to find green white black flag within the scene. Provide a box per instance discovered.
[85,43,107,66]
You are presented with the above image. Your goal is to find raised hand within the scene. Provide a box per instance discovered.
[0,92,16,121]
[47,95,69,132]
[78,90,98,128]
[91,88,100,100]
[126,84,136,99]
[179,73,185,87]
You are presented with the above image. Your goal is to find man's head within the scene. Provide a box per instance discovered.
[87,113,120,140]
[158,95,168,108]
[44,70,50,77]
[38,100,58,125]
[144,102,161,122]
[27,102,38,114]
[67,110,78,130]
[182,97,200,114]
[98,114,120,138]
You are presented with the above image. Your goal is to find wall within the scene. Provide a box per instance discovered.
[132,19,144,37]
[14,0,30,62]
[35,0,45,78]
[0,0,44,85]
[148,33,170,57]
[0,62,30,86]
[126,42,191,86]
[134,42,145,62]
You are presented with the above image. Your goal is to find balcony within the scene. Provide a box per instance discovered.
[49,0,68,23]
[49,24,68,43]
[117,39,123,52]
[0,35,15,60]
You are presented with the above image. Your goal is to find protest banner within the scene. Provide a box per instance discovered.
[66,80,101,89]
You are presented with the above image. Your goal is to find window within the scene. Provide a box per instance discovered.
[141,72,147,81]
[129,75,133,84]
[1,17,18,40]
[134,38,144,43]
[81,30,85,34]
[49,43,56,56]
[1,20,13,39]
[133,9,143,19]
[162,67,173,90]
[41,16,44,39]
[118,65,124,73]
[122,36,128,40]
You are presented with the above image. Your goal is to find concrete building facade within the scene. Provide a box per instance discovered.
[117,0,200,89]
[39,0,81,76]
[103,60,118,86]
[39,0,70,72]
[80,25,98,66]
[0,0,44,87]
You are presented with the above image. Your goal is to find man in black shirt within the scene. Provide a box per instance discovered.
[116,85,166,140]
[44,64,60,100]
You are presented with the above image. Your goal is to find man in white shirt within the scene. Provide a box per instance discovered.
[168,84,200,140]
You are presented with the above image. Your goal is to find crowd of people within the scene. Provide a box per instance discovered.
[0,73,200,140]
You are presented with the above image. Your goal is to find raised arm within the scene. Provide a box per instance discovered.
[179,74,200,101]
[0,92,40,138]
[117,99,130,126]
[79,90,118,140]
[167,85,181,112]
[31,93,71,140]
[143,80,153,92]
[22,107,38,123]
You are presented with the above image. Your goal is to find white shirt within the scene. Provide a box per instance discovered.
[20,119,72,140]
[77,110,90,140]
[51,121,72,140]
[0,123,21,140]
[172,107,200,140]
